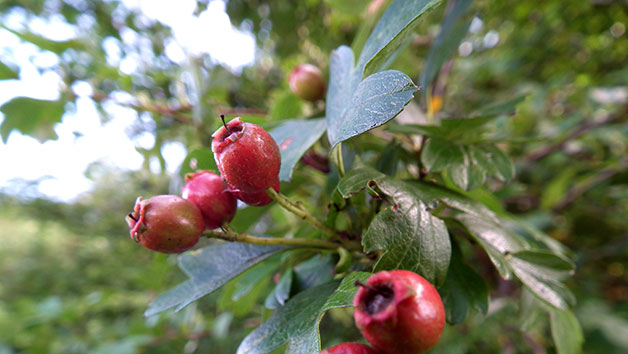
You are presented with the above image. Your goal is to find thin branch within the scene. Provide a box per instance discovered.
[266,188,338,240]
[204,228,340,250]
[526,108,627,162]
[553,157,628,211]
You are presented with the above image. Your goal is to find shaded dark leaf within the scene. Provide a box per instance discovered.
[145,243,286,316]
[237,272,371,354]
[439,242,488,324]
[270,118,327,182]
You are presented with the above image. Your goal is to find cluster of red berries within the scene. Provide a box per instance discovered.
[125,116,281,254]
[321,270,446,354]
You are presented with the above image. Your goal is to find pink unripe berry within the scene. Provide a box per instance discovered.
[289,64,326,102]
[126,195,204,254]
[182,170,237,229]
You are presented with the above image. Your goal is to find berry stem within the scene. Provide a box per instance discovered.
[220,114,228,129]
[266,188,363,252]
[266,188,337,238]
[204,228,340,250]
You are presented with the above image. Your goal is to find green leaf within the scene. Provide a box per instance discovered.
[419,0,473,88]
[407,181,500,221]
[364,179,451,286]
[447,145,487,190]
[358,0,442,77]
[550,308,583,354]
[269,91,303,120]
[0,60,18,80]
[2,26,87,54]
[327,70,417,148]
[421,137,465,172]
[439,116,498,138]
[269,118,327,182]
[237,272,371,354]
[421,138,513,188]
[232,256,281,301]
[144,243,286,316]
[472,95,527,117]
[293,254,336,291]
[265,269,294,309]
[386,122,445,137]
[178,147,218,178]
[454,212,527,278]
[0,97,65,143]
[336,166,387,199]
[439,242,488,324]
[508,250,576,310]
[478,145,514,181]
[326,45,357,135]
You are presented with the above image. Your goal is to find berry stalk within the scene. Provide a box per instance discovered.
[203,228,340,250]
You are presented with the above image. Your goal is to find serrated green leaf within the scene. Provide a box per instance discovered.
[336,166,387,199]
[439,242,488,324]
[0,97,65,143]
[0,60,18,80]
[237,272,371,354]
[145,243,286,317]
[327,70,417,148]
[269,118,327,182]
[419,0,473,88]
[455,212,527,278]
[364,179,450,286]
[478,145,514,181]
[508,250,576,309]
[358,0,442,77]
[447,146,486,190]
[550,308,583,354]
[422,137,465,172]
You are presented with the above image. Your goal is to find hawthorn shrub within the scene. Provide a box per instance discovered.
[130,1,581,353]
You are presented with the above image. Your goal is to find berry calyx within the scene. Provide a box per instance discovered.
[319,342,378,354]
[353,270,445,354]
[126,195,204,254]
[231,177,280,206]
[212,117,281,196]
[181,170,237,229]
[289,64,326,102]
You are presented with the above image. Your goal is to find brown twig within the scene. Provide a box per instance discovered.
[525,108,627,162]
[553,157,628,211]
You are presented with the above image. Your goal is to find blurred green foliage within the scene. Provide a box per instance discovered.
[1,0,627,353]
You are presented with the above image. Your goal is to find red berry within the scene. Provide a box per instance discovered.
[181,170,237,229]
[289,64,326,102]
[231,177,280,206]
[212,117,281,195]
[125,195,204,254]
[320,342,378,354]
[353,270,445,354]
